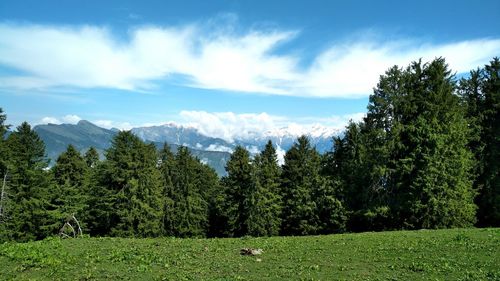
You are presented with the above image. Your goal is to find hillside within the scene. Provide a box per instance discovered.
[0,228,498,280]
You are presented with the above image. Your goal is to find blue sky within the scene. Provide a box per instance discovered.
[1,0,499,138]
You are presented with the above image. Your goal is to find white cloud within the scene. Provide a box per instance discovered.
[93,120,132,130]
[297,39,500,97]
[39,115,80,125]
[180,111,281,142]
[40,116,61,124]
[61,114,82,124]
[205,144,234,153]
[178,110,361,142]
[246,145,261,155]
[1,22,499,98]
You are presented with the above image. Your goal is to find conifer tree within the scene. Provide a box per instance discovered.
[51,145,88,229]
[84,158,112,236]
[248,141,282,236]
[387,59,476,228]
[84,147,99,168]
[461,58,500,226]
[280,136,321,235]
[221,146,254,237]
[163,146,210,237]
[99,131,163,237]
[478,58,500,226]
[2,122,52,241]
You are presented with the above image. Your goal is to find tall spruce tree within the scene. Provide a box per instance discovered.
[51,145,88,229]
[84,155,112,236]
[323,121,386,232]
[99,131,163,237]
[248,141,282,236]
[280,136,321,235]
[478,58,500,226]
[221,146,254,237]
[461,58,500,226]
[84,147,99,168]
[387,58,476,229]
[2,122,52,241]
[163,146,210,237]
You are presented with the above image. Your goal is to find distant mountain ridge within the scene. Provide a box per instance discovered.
[34,121,231,176]
[132,122,340,154]
[33,120,341,176]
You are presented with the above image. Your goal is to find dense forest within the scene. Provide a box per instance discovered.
[0,57,498,242]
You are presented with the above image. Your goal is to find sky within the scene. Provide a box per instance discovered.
[1,0,499,139]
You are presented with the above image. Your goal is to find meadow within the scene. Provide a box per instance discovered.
[0,228,498,281]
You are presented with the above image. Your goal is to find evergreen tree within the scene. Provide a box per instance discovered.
[84,161,113,236]
[99,131,163,237]
[248,141,282,236]
[221,146,254,237]
[461,58,500,226]
[280,136,321,235]
[324,122,384,226]
[387,59,476,228]
[197,162,220,237]
[2,122,52,241]
[51,145,88,229]
[84,147,99,168]
[163,146,210,237]
[478,58,500,226]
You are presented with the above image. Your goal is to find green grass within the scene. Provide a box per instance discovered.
[0,228,498,281]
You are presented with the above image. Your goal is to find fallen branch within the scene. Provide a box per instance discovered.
[72,215,83,238]
[59,214,83,238]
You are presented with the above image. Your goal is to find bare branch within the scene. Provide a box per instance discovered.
[0,171,8,221]
[72,214,83,237]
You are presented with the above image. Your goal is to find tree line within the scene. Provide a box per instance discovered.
[0,57,498,242]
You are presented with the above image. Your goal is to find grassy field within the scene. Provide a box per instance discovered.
[0,228,498,281]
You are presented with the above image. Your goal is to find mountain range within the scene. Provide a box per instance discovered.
[33,120,340,176]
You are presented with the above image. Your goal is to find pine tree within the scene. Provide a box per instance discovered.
[280,136,321,235]
[462,58,500,226]
[2,122,52,241]
[388,58,476,229]
[248,141,282,236]
[221,146,254,237]
[84,161,113,236]
[99,131,163,237]
[84,147,99,168]
[163,146,210,237]
[478,58,500,226]
[51,145,88,230]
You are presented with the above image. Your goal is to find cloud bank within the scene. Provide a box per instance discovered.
[1,22,499,98]
[40,114,82,125]
[179,110,364,142]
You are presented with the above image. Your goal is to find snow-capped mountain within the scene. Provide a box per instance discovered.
[34,120,342,177]
[132,122,341,155]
